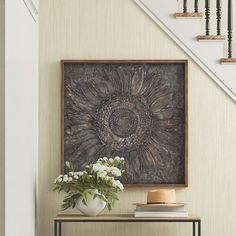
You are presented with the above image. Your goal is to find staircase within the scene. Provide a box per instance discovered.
[134,0,236,101]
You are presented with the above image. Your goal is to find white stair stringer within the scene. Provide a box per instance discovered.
[134,0,236,101]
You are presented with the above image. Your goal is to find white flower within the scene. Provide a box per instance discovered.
[74,175,79,179]
[117,183,124,191]
[54,174,63,183]
[63,175,68,182]
[114,156,120,161]
[109,158,114,163]
[57,178,63,183]
[104,176,111,181]
[103,157,108,162]
[120,157,125,161]
[98,171,107,179]
[69,171,74,176]
[92,163,106,173]
[109,167,121,177]
[92,164,100,172]
[112,180,124,191]
[68,177,73,182]
[74,171,84,176]
[54,174,64,183]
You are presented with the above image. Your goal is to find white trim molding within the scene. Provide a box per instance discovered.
[22,0,38,22]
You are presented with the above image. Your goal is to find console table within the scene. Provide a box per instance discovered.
[54,214,201,236]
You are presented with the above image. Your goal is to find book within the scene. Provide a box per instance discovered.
[135,205,185,212]
[134,211,188,217]
[133,203,185,207]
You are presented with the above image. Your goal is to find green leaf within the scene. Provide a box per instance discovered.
[107,203,112,211]
[82,191,88,206]
[53,186,60,191]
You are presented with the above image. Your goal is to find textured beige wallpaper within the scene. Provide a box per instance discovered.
[39,1,236,236]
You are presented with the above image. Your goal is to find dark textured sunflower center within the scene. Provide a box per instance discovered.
[109,108,138,138]
[95,96,152,151]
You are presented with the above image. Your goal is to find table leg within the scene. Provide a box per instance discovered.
[59,221,62,236]
[198,220,201,236]
[54,221,57,236]
[193,221,195,236]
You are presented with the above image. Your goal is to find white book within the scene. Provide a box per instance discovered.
[136,205,185,212]
[134,211,188,217]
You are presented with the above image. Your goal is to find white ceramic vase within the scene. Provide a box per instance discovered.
[76,189,106,216]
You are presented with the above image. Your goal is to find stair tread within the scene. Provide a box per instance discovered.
[220,58,236,64]
[175,12,203,18]
[197,35,226,40]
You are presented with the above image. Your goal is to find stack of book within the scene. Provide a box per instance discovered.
[133,203,188,217]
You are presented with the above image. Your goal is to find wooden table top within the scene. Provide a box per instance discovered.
[54,214,201,222]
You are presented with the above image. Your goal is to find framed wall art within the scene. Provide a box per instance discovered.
[61,60,188,187]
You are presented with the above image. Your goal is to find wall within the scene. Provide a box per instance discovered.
[39,1,236,236]
[0,1,5,236]
[4,1,38,236]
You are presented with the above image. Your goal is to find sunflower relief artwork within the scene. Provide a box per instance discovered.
[62,61,187,186]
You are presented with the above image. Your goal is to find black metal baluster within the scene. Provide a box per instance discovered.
[195,0,199,13]
[183,0,187,13]
[216,0,222,35]
[227,0,233,58]
[205,0,210,35]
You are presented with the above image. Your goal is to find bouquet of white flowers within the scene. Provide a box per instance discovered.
[54,156,125,211]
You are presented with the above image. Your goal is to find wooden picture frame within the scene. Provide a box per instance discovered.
[61,60,188,187]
